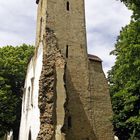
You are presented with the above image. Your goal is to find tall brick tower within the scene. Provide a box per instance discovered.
[19,0,114,140]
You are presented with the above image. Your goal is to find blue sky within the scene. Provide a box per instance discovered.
[0,0,132,74]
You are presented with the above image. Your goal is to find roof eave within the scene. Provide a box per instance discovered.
[88,54,102,62]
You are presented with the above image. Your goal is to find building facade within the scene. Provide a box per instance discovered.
[19,0,114,139]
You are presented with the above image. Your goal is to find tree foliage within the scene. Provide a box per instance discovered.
[108,20,140,139]
[0,44,34,139]
[120,0,140,19]
[108,1,140,139]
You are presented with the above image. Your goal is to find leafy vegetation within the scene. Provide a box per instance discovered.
[120,0,140,19]
[109,0,140,139]
[0,44,34,139]
[108,21,140,140]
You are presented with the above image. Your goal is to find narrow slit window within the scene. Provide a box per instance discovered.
[23,88,26,112]
[66,1,70,11]
[66,45,69,58]
[31,78,34,107]
[68,116,72,129]
[28,130,31,140]
[39,17,43,38]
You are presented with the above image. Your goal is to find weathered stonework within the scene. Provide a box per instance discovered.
[37,28,57,140]
[37,28,66,140]
[89,55,113,140]
[19,0,114,140]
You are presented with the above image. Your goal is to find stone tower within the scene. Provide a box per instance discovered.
[19,0,114,140]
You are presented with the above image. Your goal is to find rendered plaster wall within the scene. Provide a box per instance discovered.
[19,43,43,140]
[89,60,114,140]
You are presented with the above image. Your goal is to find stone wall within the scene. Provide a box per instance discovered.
[19,0,114,139]
[35,0,96,139]
[37,28,66,140]
[89,55,114,140]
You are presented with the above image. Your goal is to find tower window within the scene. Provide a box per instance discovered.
[66,1,70,11]
[39,17,43,39]
[28,130,31,140]
[68,116,72,129]
[36,0,39,4]
[66,45,69,58]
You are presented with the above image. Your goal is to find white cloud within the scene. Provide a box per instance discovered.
[0,0,132,75]
[85,0,132,74]
[0,0,37,46]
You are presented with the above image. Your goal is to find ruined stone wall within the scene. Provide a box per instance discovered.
[37,28,66,140]
[35,0,95,139]
[89,58,114,140]
[43,1,97,139]
[19,27,67,140]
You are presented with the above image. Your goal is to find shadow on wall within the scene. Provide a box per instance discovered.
[62,68,97,140]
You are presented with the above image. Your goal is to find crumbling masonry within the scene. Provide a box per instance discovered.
[19,0,114,140]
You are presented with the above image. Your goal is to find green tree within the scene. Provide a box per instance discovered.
[108,20,140,140]
[120,0,140,19]
[0,44,34,139]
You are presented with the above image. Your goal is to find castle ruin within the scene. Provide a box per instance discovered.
[19,0,114,139]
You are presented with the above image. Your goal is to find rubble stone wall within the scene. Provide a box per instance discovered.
[37,28,66,140]
[89,59,114,140]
